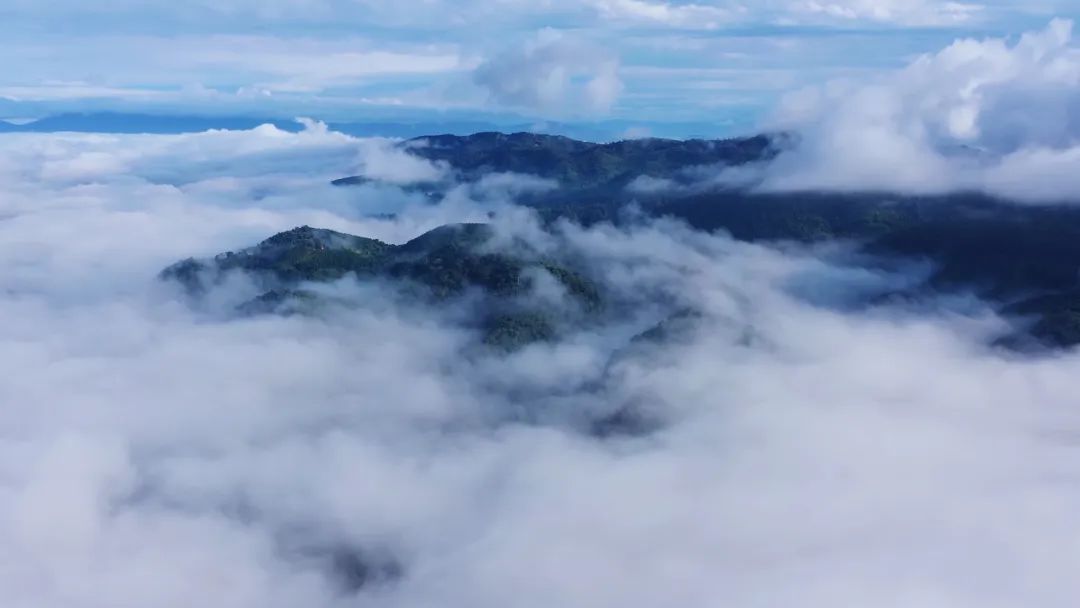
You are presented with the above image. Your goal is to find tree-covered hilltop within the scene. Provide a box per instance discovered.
[164,226,393,291]
[404,131,778,188]
[332,131,780,201]
[331,132,1080,291]
[230,130,1080,350]
[339,132,1080,348]
[162,223,603,351]
[329,132,1079,293]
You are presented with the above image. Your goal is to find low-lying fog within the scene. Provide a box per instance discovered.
[1,118,1079,608]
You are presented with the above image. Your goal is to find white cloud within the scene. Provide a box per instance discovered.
[2,35,468,94]
[2,0,1067,122]
[2,123,1080,607]
[784,0,984,26]
[742,19,1080,201]
[354,138,450,185]
[473,30,624,114]
[0,83,172,102]
[173,37,470,92]
[588,0,736,29]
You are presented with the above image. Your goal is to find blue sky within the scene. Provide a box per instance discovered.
[1,0,1077,134]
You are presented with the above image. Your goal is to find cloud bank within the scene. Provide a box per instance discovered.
[3,118,1080,608]
[750,19,1080,202]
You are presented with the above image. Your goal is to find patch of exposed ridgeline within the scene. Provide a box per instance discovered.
[162,223,602,351]
[332,131,780,193]
[276,127,1080,350]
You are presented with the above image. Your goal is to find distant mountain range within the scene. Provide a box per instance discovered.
[163,130,1080,352]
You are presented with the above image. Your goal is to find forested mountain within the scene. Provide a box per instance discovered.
[169,132,1080,350]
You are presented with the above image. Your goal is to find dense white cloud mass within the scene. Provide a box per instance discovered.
[745,19,1080,201]
[4,123,1080,607]
[474,30,623,114]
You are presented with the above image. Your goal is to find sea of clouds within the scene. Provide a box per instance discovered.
[4,21,1080,608]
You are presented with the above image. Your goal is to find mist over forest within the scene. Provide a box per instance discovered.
[4,12,1080,608]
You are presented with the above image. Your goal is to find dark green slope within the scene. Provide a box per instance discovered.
[334,132,779,194]
[541,189,1080,348]
[163,226,392,293]
[295,130,1080,350]
[162,224,602,350]
[643,192,1080,293]
[407,132,776,188]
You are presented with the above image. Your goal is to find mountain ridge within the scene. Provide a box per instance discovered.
[163,223,603,351]
[173,131,1080,351]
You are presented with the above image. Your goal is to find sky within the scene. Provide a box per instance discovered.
[2,0,1079,134]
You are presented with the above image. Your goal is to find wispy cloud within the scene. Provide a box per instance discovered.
[2,1,1075,122]
[588,0,738,29]
[782,0,984,26]
[474,30,623,114]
